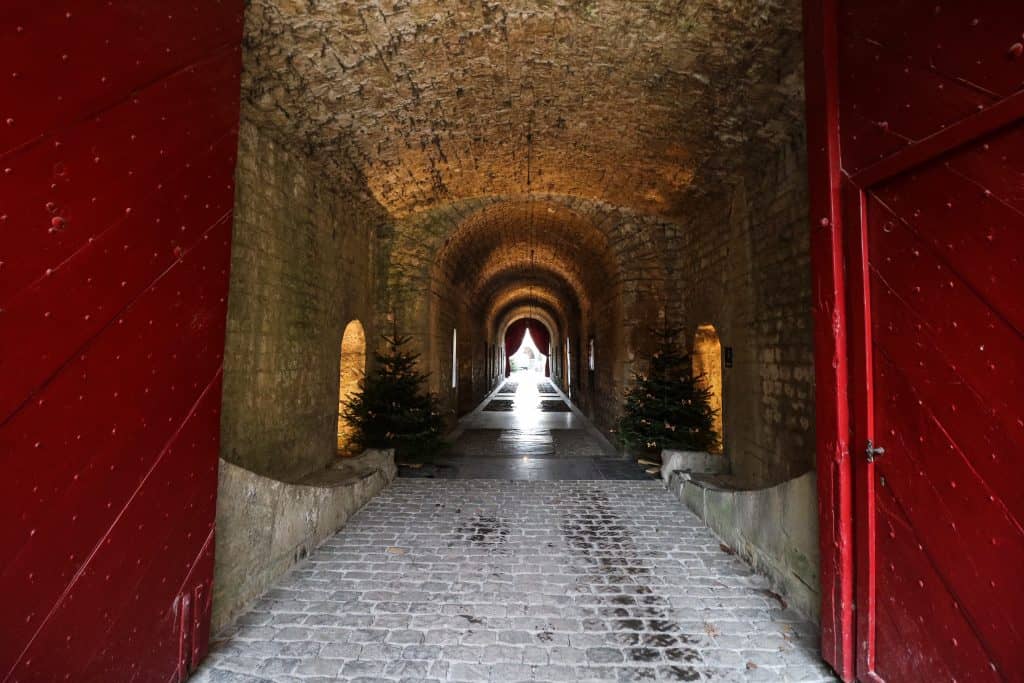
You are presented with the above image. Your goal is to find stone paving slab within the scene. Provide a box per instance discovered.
[548,430,609,458]
[450,429,608,460]
[194,480,836,682]
[396,455,652,481]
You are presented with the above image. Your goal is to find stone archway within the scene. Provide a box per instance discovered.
[337,320,366,454]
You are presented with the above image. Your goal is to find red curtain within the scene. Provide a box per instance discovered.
[532,322,551,377]
[504,318,551,376]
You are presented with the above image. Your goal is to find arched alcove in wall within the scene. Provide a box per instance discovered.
[337,320,367,454]
[692,324,724,453]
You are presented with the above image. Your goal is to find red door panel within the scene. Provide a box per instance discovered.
[870,287,1024,526]
[873,492,995,683]
[842,1,1024,99]
[0,48,241,310]
[0,220,232,659]
[853,98,1024,683]
[805,2,1024,680]
[836,2,1024,175]
[0,1,243,157]
[838,34,992,171]
[867,191,1023,438]
[9,377,221,681]
[0,3,242,681]
[0,130,239,423]
[946,130,1024,216]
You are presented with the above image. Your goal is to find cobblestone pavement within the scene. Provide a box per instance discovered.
[194,479,836,682]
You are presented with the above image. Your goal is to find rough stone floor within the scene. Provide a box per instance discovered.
[194,479,835,682]
[397,374,652,481]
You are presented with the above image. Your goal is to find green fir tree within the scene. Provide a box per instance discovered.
[617,324,719,454]
[343,331,446,456]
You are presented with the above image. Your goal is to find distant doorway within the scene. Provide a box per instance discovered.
[508,328,547,375]
[504,318,551,377]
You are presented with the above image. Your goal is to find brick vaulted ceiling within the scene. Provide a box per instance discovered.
[241,0,805,221]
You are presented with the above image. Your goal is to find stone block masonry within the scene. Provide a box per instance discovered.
[195,479,835,682]
[220,119,391,481]
[666,140,815,488]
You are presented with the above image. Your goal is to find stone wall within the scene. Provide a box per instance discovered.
[221,119,390,481]
[670,470,821,622]
[666,139,814,487]
[211,450,397,634]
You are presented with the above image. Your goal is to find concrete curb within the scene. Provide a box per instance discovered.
[659,449,730,483]
[667,469,820,623]
[211,449,397,634]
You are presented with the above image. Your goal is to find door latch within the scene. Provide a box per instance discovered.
[866,439,886,463]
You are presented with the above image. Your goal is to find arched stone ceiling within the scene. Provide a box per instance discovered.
[433,200,618,295]
[486,286,569,337]
[428,199,619,319]
[242,0,804,219]
[481,268,581,325]
[486,288,571,342]
[470,248,589,305]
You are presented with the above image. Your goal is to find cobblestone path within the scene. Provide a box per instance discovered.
[195,479,835,682]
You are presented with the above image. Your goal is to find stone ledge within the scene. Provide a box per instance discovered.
[293,449,395,487]
[211,449,396,634]
[659,449,730,484]
[667,468,820,623]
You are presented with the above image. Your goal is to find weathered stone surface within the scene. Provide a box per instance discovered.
[221,121,389,480]
[233,0,810,454]
[388,195,678,428]
[670,470,821,622]
[240,0,804,220]
[211,450,397,634]
[228,0,811,485]
[197,479,834,681]
[666,140,815,486]
[660,450,729,484]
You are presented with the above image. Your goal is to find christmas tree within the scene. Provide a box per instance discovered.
[616,324,719,454]
[342,330,446,456]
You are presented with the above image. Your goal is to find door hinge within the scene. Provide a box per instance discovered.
[866,439,886,463]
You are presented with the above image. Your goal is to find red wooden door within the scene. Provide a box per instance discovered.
[0,3,243,681]
[848,126,1024,681]
[806,2,1024,680]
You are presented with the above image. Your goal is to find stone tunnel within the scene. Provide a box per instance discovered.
[222,0,813,486]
